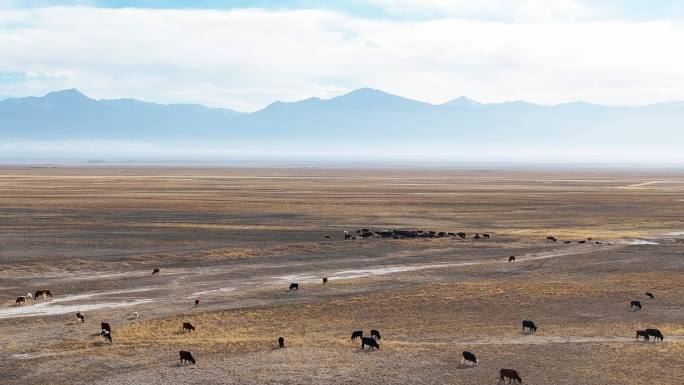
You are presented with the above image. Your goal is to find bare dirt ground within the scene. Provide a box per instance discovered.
[0,166,683,385]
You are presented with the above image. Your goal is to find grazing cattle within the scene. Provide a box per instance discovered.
[26,293,33,299]
[636,330,650,341]
[473,233,481,240]
[500,369,522,383]
[76,312,85,323]
[461,351,478,366]
[182,322,195,332]
[522,320,537,332]
[152,268,160,275]
[578,240,586,244]
[630,300,642,310]
[278,336,285,349]
[546,236,557,242]
[15,296,25,306]
[179,351,196,365]
[457,232,466,239]
[194,299,200,307]
[322,277,328,285]
[371,329,381,340]
[587,237,594,241]
[324,235,331,239]
[564,241,571,244]
[596,241,602,244]
[646,328,664,341]
[351,330,363,341]
[100,330,112,344]
[646,292,655,299]
[483,233,490,239]
[289,283,299,291]
[101,322,111,333]
[34,289,53,299]
[361,336,379,350]
[508,256,516,262]
[345,234,352,240]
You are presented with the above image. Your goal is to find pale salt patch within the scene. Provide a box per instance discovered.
[12,352,56,360]
[624,239,659,245]
[665,231,684,236]
[0,288,154,319]
[0,299,154,319]
[189,287,236,297]
[275,248,593,284]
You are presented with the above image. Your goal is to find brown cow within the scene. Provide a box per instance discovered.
[179,351,195,364]
[182,322,195,332]
[194,299,200,307]
[34,289,53,299]
[15,296,25,306]
[500,369,522,383]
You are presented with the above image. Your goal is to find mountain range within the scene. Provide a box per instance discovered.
[2,88,684,161]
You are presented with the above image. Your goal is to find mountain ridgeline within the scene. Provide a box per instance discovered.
[2,88,683,149]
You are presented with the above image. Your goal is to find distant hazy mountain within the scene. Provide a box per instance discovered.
[0,89,241,140]
[2,88,684,160]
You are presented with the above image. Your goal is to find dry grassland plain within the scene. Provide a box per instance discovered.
[0,166,683,384]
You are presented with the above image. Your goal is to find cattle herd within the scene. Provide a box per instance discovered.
[342,228,489,240]
[6,233,668,383]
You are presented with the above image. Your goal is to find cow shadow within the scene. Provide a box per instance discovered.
[456,363,477,370]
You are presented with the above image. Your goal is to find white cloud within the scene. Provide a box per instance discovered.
[367,0,593,21]
[0,6,683,111]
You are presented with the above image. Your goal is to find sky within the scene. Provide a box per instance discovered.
[1,1,684,111]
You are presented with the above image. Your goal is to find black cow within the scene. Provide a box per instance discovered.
[278,336,285,349]
[179,351,196,365]
[500,369,522,383]
[483,233,490,239]
[289,283,299,291]
[351,330,363,341]
[324,235,331,239]
[344,234,352,240]
[646,328,664,341]
[508,256,516,262]
[636,330,650,341]
[194,299,200,307]
[100,330,112,344]
[101,322,111,333]
[152,268,160,275]
[646,292,655,299]
[546,236,557,242]
[322,277,328,285]
[522,320,537,332]
[473,233,481,240]
[182,322,195,332]
[370,329,381,340]
[361,336,379,350]
[564,241,571,244]
[630,300,642,310]
[462,351,478,366]
[76,312,85,323]
[578,240,586,244]
[457,232,466,239]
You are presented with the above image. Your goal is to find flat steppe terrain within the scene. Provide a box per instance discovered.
[0,166,683,384]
